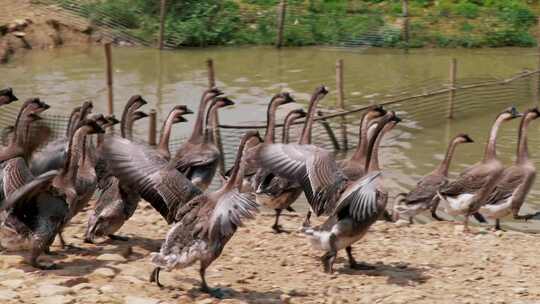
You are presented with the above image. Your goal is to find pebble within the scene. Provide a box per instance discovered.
[99,285,116,293]
[0,279,24,289]
[71,283,95,292]
[280,294,292,304]
[93,267,116,278]
[0,289,19,300]
[97,253,127,262]
[41,295,75,304]
[38,284,73,297]
[124,296,161,304]
[513,287,528,295]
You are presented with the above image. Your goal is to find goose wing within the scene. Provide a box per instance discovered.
[486,166,530,206]
[254,143,347,216]
[439,165,492,196]
[102,137,202,223]
[0,170,58,212]
[208,189,258,241]
[333,171,382,222]
[404,174,446,205]
[173,143,220,173]
[3,157,34,197]
[29,137,67,175]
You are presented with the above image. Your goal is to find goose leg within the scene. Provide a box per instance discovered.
[149,267,163,287]
[303,211,312,227]
[30,247,58,270]
[321,234,337,274]
[58,231,85,251]
[493,219,505,231]
[272,209,283,233]
[346,246,375,270]
[199,260,223,298]
[430,197,445,221]
[108,234,129,241]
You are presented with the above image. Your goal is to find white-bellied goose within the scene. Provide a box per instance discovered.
[437,106,521,231]
[149,130,260,296]
[253,108,306,233]
[85,106,192,243]
[0,88,18,106]
[0,118,104,269]
[479,108,540,230]
[171,88,224,190]
[100,97,233,224]
[340,105,387,180]
[253,111,400,273]
[394,133,474,222]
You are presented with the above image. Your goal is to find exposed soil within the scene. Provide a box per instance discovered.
[0,0,98,63]
[0,201,539,304]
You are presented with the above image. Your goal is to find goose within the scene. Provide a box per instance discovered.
[340,105,387,180]
[0,118,104,269]
[253,108,306,233]
[30,101,93,175]
[101,97,234,224]
[0,88,18,106]
[479,108,540,230]
[149,130,260,296]
[121,95,149,140]
[171,88,224,190]
[85,105,192,243]
[393,133,474,222]
[437,107,521,231]
[253,111,400,273]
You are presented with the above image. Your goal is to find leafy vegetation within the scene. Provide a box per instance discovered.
[53,0,540,48]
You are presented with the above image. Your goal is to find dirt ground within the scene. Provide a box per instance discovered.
[0,200,539,304]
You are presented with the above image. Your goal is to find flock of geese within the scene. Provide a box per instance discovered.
[0,85,539,296]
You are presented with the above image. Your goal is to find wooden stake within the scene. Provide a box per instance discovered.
[402,0,409,53]
[447,58,457,119]
[276,0,287,48]
[207,58,215,88]
[158,0,167,50]
[336,59,348,150]
[149,109,157,146]
[104,43,113,116]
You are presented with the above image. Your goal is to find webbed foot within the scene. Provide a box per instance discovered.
[32,261,59,270]
[109,234,129,241]
[271,224,288,234]
[149,267,163,288]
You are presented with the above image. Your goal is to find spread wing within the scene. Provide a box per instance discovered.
[3,157,34,197]
[0,170,58,212]
[333,171,382,222]
[29,137,67,175]
[101,136,202,224]
[208,189,259,241]
[254,143,347,216]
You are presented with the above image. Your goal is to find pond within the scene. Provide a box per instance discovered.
[2,45,540,231]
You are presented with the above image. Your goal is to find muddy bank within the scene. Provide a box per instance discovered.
[0,201,539,304]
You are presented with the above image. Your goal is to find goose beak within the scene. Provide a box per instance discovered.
[510,106,522,118]
[219,97,235,107]
[184,107,194,115]
[533,107,540,117]
[463,134,474,143]
[282,92,295,104]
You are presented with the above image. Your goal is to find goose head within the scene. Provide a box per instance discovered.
[132,111,149,122]
[0,88,18,106]
[498,106,522,121]
[79,118,106,135]
[170,105,193,124]
[455,133,474,144]
[126,95,148,110]
[365,104,387,120]
[271,92,295,107]
[524,107,540,120]
[288,108,307,120]
[104,115,121,128]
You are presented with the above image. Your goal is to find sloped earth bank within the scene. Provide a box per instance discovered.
[0,0,99,63]
[0,201,539,304]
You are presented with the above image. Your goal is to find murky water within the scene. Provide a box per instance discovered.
[2,46,540,231]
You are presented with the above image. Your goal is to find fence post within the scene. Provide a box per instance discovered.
[207,59,225,173]
[447,58,457,119]
[149,109,157,146]
[275,0,287,48]
[104,43,113,116]
[336,59,348,150]
[157,0,167,50]
[402,0,409,53]
[535,16,540,107]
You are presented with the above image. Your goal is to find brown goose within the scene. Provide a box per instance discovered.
[101,97,233,224]
[121,95,148,140]
[0,88,18,106]
[30,101,93,175]
[171,88,224,190]
[0,118,104,269]
[437,107,521,231]
[478,108,540,230]
[253,111,400,273]
[254,108,306,233]
[340,105,387,180]
[149,131,260,296]
[85,106,192,243]
[393,133,474,222]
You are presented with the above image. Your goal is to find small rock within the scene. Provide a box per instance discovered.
[41,295,75,304]
[454,225,465,234]
[99,285,116,294]
[177,295,193,303]
[513,287,528,295]
[120,246,133,258]
[394,219,410,227]
[71,283,95,292]
[93,267,116,278]
[38,284,73,297]
[0,279,24,289]
[280,294,292,304]
[97,253,127,262]
[124,296,160,304]
[61,277,89,287]
[495,230,504,237]
[0,289,18,300]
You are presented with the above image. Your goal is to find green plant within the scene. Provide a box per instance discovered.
[454,1,480,19]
